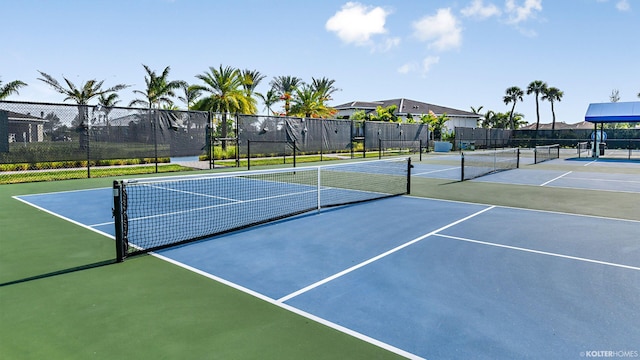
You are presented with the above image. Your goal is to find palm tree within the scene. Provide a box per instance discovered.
[241,69,266,97]
[38,71,129,148]
[269,76,303,116]
[0,77,27,100]
[98,93,121,107]
[527,80,548,131]
[178,83,202,110]
[38,71,128,106]
[97,93,121,127]
[470,105,483,114]
[194,65,255,148]
[541,87,564,130]
[288,85,335,118]
[503,86,524,130]
[310,77,340,105]
[129,65,184,109]
[481,110,496,128]
[257,88,280,116]
[609,89,620,103]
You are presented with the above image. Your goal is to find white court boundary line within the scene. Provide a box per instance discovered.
[540,171,572,186]
[154,253,425,360]
[12,195,115,239]
[434,233,640,272]
[277,206,495,303]
[413,166,459,176]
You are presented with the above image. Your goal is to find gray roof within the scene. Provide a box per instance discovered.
[334,98,478,117]
[3,110,48,123]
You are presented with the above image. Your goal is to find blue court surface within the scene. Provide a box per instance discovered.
[412,161,640,194]
[15,184,640,359]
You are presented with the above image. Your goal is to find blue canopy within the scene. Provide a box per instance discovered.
[585,102,640,123]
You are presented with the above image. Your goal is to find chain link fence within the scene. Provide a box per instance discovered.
[1,101,432,184]
[455,126,640,159]
[0,100,208,183]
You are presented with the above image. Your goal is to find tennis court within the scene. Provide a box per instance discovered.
[9,156,640,359]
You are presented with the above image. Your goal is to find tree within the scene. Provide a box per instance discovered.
[370,105,398,122]
[241,69,266,97]
[610,89,620,103]
[194,65,255,148]
[503,86,524,130]
[38,71,128,148]
[38,71,128,106]
[178,83,202,110]
[541,87,564,130]
[269,76,303,116]
[350,110,367,121]
[129,65,184,109]
[527,80,548,131]
[98,93,121,107]
[420,111,448,140]
[257,89,279,116]
[0,77,27,100]
[310,77,340,105]
[480,110,496,129]
[288,84,335,118]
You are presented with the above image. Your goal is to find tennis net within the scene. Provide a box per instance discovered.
[461,148,520,181]
[577,141,590,158]
[113,157,411,260]
[534,144,560,164]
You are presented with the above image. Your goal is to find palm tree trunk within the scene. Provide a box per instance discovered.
[510,103,517,129]
[551,102,556,131]
[535,96,540,131]
[78,105,89,150]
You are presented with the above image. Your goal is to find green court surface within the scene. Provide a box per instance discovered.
[2,154,639,359]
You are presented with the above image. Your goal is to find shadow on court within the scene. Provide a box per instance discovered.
[0,259,117,287]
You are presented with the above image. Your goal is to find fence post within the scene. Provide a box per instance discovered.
[247,140,251,170]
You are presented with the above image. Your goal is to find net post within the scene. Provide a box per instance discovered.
[407,157,412,194]
[461,152,465,181]
[419,139,423,161]
[379,139,382,159]
[317,167,321,212]
[113,180,125,263]
[517,148,520,168]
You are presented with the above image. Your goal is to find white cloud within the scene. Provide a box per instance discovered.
[326,2,392,46]
[461,0,502,19]
[595,0,631,11]
[398,56,440,76]
[616,0,631,11]
[373,37,401,52]
[505,0,542,24]
[398,63,414,74]
[421,56,440,74]
[413,8,462,52]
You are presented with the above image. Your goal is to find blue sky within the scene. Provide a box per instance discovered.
[2,0,638,124]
